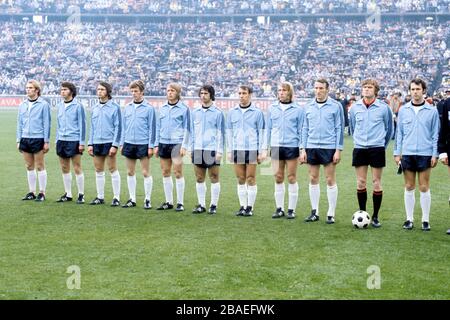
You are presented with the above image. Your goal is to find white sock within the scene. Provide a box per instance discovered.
[176,177,185,205]
[196,182,206,207]
[27,169,36,193]
[210,182,220,207]
[247,185,257,208]
[274,183,285,210]
[420,190,431,223]
[96,171,105,199]
[288,182,299,211]
[237,184,248,208]
[309,183,320,214]
[111,170,121,200]
[327,184,338,217]
[75,173,84,195]
[37,170,47,193]
[144,176,153,202]
[62,173,72,198]
[163,176,173,204]
[127,175,136,202]
[404,189,415,222]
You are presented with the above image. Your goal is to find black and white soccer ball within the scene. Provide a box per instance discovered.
[352,210,371,229]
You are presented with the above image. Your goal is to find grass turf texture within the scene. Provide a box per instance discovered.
[0,111,449,299]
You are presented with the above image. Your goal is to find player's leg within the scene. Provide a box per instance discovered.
[123,157,137,207]
[286,159,299,219]
[418,168,432,231]
[355,166,368,211]
[172,147,185,210]
[91,155,106,205]
[72,154,84,204]
[107,152,121,206]
[305,164,321,221]
[57,157,73,201]
[158,157,174,210]
[272,159,286,218]
[193,164,207,213]
[402,169,416,229]
[324,163,338,223]
[234,163,248,215]
[371,167,383,226]
[208,165,220,214]
[140,156,152,209]
[245,164,258,216]
[34,150,47,200]
[22,151,37,200]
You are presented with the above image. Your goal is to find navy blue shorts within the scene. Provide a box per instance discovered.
[122,143,149,159]
[401,155,432,172]
[352,147,386,168]
[19,138,44,154]
[306,148,335,165]
[271,147,299,161]
[158,143,181,159]
[56,140,81,158]
[232,150,258,164]
[192,150,220,168]
[93,143,114,156]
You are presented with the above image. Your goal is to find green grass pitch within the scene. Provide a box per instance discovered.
[0,111,449,299]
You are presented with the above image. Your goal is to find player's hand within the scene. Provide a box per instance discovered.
[148,148,154,158]
[154,147,159,158]
[180,147,187,157]
[79,145,85,154]
[394,155,401,165]
[88,146,94,157]
[299,150,307,163]
[431,157,438,168]
[258,150,267,164]
[333,150,341,164]
[43,143,49,154]
[109,146,117,157]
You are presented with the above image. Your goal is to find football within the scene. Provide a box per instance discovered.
[352,210,371,229]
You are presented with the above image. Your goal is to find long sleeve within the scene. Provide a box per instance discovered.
[393,110,403,156]
[384,106,394,149]
[258,111,266,152]
[16,106,23,143]
[225,111,233,153]
[79,104,86,145]
[217,111,225,155]
[43,102,51,143]
[348,107,356,137]
[149,107,156,148]
[335,103,344,150]
[431,109,440,157]
[112,105,121,147]
[181,107,190,150]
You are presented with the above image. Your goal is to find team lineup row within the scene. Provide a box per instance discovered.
[16,78,450,233]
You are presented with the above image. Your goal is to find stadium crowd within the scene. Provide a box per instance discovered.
[0,0,449,15]
[0,19,448,99]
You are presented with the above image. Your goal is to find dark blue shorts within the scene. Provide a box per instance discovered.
[93,143,113,156]
[56,140,81,158]
[122,143,149,159]
[19,138,44,154]
[271,147,299,161]
[192,150,220,168]
[352,147,386,168]
[158,143,181,159]
[232,150,258,164]
[306,148,335,165]
[401,155,432,172]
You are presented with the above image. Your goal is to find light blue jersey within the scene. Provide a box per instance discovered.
[349,99,393,149]
[190,105,225,153]
[226,103,266,152]
[394,102,440,157]
[55,99,86,145]
[16,97,51,143]
[88,100,122,147]
[266,101,304,148]
[155,101,190,149]
[121,100,156,147]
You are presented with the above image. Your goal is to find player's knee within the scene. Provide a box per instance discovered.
[418,184,429,193]
[274,174,284,184]
[246,176,255,185]
[287,174,296,184]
